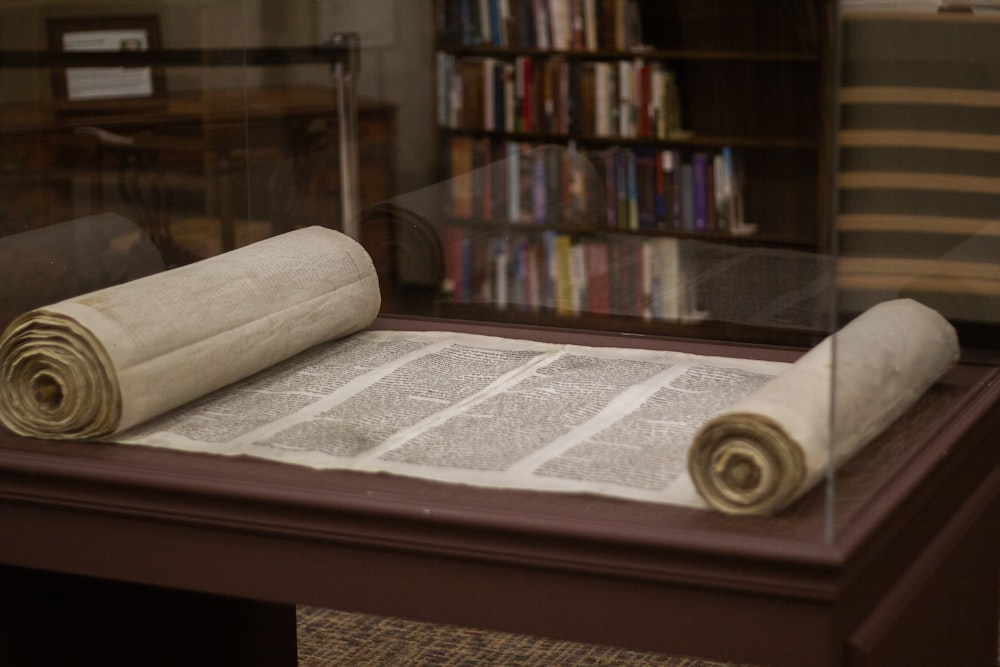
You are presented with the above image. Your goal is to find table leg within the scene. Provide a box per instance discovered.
[0,565,297,666]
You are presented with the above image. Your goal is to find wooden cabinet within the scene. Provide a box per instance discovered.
[420,0,837,337]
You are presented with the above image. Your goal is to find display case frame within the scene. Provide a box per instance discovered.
[0,314,998,666]
[0,2,998,665]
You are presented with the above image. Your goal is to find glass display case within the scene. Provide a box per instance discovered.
[0,2,997,666]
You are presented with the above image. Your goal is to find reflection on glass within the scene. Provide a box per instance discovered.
[1,1,361,270]
[0,0,996,552]
[0,213,163,332]
[364,143,834,343]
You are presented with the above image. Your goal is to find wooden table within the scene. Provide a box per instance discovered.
[0,315,997,667]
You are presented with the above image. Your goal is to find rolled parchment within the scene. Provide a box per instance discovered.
[0,226,379,439]
[688,298,959,516]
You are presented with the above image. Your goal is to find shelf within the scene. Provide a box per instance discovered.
[435,45,822,63]
[427,0,836,335]
[440,127,821,151]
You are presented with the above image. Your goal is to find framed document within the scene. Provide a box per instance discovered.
[46,15,167,111]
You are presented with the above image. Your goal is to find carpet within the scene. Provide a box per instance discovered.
[297,606,762,667]
[297,602,1000,667]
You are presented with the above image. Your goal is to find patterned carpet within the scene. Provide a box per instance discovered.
[297,603,1000,667]
[296,607,762,667]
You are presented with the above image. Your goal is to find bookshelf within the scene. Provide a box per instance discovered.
[416,0,837,336]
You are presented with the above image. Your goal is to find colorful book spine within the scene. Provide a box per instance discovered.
[692,152,709,232]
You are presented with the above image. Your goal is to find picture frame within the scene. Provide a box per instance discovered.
[46,15,167,112]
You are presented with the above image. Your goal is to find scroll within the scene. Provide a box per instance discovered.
[0,226,379,439]
[688,298,959,515]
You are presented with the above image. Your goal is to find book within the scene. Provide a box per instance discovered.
[436,52,455,127]
[456,56,488,130]
[576,61,598,136]
[447,135,477,218]
[593,60,612,137]
[582,0,598,50]
[441,224,471,299]
[679,162,695,231]
[659,149,680,230]
[552,232,574,313]
[517,55,533,132]
[549,0,572,50]
[617,59,633,138]
[651,65,682,139]
[648,236,683,321]
[515,142,538,223]
[583,239,611,315]
[533,0,551,49]
[624,147,638,230]
[532,143,548,222]
[634,149,659,230]
[493,236,510,308]
[691,152,709,232]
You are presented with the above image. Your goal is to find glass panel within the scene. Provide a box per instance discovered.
[367,0,842,535]
[830,0,1000,539]
[3,0,996,551]
[0,1,365,287]
[0,0,843,541]
[381,0,837,341]
[366,143,835,346]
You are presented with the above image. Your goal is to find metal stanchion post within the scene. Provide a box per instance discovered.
[326,32,361,240]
